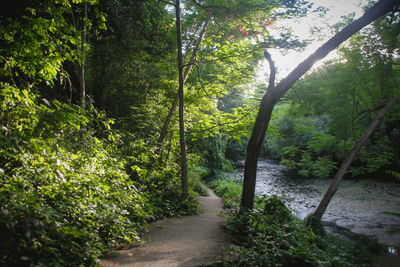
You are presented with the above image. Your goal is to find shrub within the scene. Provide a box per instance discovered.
[208,176,242,210]
[0,85,149,265]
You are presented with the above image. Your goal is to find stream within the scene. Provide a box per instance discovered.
[231,159,400,248]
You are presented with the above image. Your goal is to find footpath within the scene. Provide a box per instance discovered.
[101,186,231,266]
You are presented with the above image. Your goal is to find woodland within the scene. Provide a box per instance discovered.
[1,0,400,266]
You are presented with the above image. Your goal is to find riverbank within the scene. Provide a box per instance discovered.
[231,159,400,248]
[206,174,387,266]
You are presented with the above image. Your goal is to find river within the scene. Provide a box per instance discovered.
[231,159,400,248]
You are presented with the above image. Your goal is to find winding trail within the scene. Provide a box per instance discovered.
[101,186,231,267]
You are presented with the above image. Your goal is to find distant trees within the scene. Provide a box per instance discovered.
[241,0,400,210]
[150,0,310,195]
[314,91,400,220]
[340,9,400,169]
[88,0,175,121]
[265,4,400,179]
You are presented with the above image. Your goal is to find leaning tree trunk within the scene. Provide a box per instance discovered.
[313,92,400,220]
[176,0,188,199]
[241,0,400,210]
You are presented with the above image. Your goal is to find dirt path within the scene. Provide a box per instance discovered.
[101,186,231,267]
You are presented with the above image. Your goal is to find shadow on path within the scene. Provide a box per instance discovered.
[101,185,231,267]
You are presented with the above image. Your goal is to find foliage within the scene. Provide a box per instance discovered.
[265,58,399,179]
[384,170,400,233]
[260,11,400,180]
[205,176,384,266]
[190,134,236,182]
[265,107,339,178]
[1,0,297,263]
[134,158,201,218]
[0,85,150,266]
[304,214,326,236]
[88,0,176,119]
[387,170,400,180]
[0,0,104,101]
[118,133,202,219]
[208,175,242,210]
[3,0,398,264]
[0,82,204,265]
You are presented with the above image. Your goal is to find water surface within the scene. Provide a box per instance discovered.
[232,159,400,247]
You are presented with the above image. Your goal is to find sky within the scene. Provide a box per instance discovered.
[258,0,369,82]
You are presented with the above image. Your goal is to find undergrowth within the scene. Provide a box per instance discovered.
[205,175,385,266]
[0,86,200,266]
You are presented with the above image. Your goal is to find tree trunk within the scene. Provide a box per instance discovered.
[80,1,87,107]
[241,51,276,208]
[314,92,400,220]
[264,51,275,90]
[156,7,212,154]
[241,0,400,210]
[176,0,189,198]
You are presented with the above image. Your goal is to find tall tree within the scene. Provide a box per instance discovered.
[156,5,213,154]
[80,0,88,106]
[156,0,308,157]
[176,0,189,198]
[241,0,400,210]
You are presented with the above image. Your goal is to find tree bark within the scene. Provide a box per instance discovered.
[176,0,189,198]
[240,0,400,210]
[80,1,87,107]
[264,51,275,90]
[156,6,212,154]
[314,92,400,220]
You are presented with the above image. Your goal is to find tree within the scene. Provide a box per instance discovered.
[155,0,309,157]
[241,0,400,210]
[0,0,96,89]
[273,8,400,177]
[87,0,175,121]
[156,2,213,155]
[339,10,400,169]
[80,1,88,106]
[314,91,400,220]
[175,0,189,198]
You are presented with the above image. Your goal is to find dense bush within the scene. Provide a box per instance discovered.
[0,85,150,265]
[208,175,242,210]
[189,134,236,182]
[0,85,200,265]
[121,135,202,219]
[265,112,340,179]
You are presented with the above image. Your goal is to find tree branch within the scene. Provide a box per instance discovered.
[241,0,400,210]
[264,50,275,90]
[156,0,214,153]
[159,0,175,6]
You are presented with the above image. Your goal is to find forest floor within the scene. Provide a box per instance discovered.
[101,186,232,267]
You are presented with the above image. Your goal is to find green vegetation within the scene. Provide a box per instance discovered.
[0,85,201,266]
[1,0,399,265]
[206,176,385,266]
[263,11,400,179]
